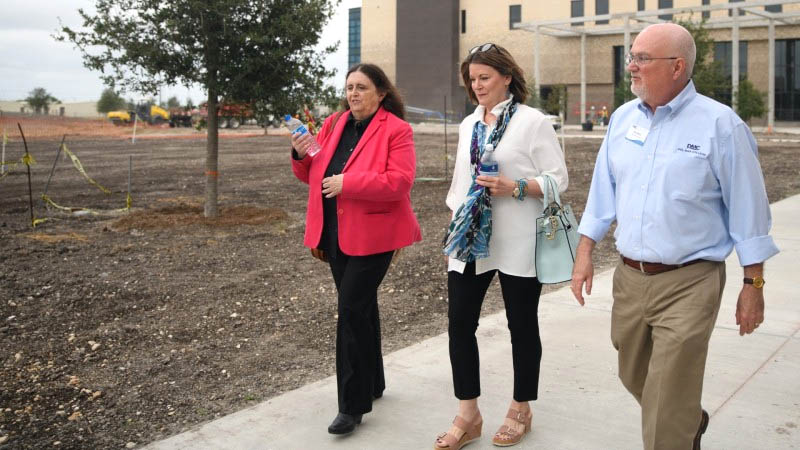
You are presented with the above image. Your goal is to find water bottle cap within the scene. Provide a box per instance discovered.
[284,114,292,121]
[485,143,494,151]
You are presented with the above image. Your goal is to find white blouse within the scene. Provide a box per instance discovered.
[446,98,569,277]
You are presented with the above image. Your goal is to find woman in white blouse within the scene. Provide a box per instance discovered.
[434,43,568,450]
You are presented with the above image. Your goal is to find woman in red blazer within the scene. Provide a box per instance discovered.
[290,63,421,436]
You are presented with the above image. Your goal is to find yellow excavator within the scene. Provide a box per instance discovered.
[107,103,170,126]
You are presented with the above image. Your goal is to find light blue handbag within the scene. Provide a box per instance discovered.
[535,174,579,284]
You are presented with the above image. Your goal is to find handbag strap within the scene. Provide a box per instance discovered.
[541,174,562,207]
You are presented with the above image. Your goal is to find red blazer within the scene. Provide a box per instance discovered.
[291,107,422,256]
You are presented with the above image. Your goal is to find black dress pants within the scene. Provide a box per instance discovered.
[328,249,394,415]
[448,262,543,402]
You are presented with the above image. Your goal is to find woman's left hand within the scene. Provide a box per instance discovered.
[322,174,344,198]
[476,174,515,197]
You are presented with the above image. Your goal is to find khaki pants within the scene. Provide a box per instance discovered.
[611,260,725,450]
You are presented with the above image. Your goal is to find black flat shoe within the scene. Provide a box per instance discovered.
[327,412,363,435]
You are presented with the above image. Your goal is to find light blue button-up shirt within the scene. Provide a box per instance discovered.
[578,81,779,266]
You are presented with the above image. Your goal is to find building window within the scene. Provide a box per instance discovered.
[596,0,609,25]
[729,0,745,16]
[702,0,710,19]
[348,8,361,68]
[461,10,466,34]
[613,45,625,87]
[638,0,646,11]
[571,0,584,27]
[774,39,800,120]
[714,41,748,106]
[509,5,521,29]
[658,0,673,20]
[765,4,782,12]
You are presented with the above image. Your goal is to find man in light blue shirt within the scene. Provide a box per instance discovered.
[571,23,779,450]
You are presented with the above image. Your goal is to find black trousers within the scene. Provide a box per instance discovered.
[328,249,394,415]
[448,262,543,402]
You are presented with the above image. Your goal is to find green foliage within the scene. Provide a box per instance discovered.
[58,0,340,122]
[736,78,766,122]
[675,19,730,103]
[166,96,181,109]
[543,85,566,116]
[185,97,195,110]
[24,87,60,114]
[524,82,541,109]
[96,88,127,113]
[614,74,635,109]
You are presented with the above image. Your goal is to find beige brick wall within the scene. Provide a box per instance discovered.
[361,1,397,84]
[362,0,800,120]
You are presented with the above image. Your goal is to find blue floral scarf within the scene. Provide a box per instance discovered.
[442,100,518,262]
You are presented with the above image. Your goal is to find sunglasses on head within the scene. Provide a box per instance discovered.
[469,43,498,55]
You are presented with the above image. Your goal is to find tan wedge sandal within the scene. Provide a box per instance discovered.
[433,415,483,450]
[491,408,532,447]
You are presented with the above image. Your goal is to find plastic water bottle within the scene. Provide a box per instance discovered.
[479,143,499,177]
[284,114,321,156]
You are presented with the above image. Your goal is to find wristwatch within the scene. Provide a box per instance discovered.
[743,276,765,288]
[512,186,520,199]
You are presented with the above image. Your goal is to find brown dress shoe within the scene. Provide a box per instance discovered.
[693,409,709,450]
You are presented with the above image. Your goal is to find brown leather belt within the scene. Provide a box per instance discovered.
[621,256,703,275]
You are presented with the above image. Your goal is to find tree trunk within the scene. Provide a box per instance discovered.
[205,86,219,218]
[203,3,220,218]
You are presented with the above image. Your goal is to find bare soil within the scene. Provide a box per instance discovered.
[0,128,797,449]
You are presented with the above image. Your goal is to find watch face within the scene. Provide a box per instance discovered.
[753,276,765,288]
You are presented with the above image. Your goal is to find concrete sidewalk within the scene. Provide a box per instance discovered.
[147,194,800,450]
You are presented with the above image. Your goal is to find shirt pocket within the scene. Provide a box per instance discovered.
[667,139,714,200]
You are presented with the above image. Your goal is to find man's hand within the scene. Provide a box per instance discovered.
[570,236,596,306]
[736,285,765,336]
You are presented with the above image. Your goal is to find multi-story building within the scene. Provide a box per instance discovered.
[358,0,800,126]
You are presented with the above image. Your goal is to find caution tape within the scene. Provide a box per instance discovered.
[42,193,132,216]
[0,158,22,179]
[61,144,111,194]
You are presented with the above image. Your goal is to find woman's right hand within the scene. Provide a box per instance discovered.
[290,131,314,158]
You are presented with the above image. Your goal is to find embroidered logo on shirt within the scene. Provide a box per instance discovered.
[676,143,707,158]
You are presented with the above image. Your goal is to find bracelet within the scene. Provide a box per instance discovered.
[513,178,528,201]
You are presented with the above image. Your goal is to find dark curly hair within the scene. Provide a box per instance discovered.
[460,44,528,105]
[340,63,406,120]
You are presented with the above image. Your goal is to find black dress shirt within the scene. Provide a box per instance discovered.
[319,112,375,257]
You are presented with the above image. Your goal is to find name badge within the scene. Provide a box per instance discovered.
[625,124,649,146]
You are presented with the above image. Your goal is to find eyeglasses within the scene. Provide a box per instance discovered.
[625,52,679,66]
[469,43,498,55]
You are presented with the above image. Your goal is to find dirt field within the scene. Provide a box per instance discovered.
[1,126,798,449]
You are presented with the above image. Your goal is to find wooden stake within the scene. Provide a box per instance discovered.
[43,134,66,202]
[17,123,34,227]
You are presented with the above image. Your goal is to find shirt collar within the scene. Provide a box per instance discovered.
[347,110,376,131]
[475,94,513,121]
[636,80,697,117]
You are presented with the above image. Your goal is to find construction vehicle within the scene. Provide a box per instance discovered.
[168,107,194,128]
[107,103,170,126]
[195,102,254,129]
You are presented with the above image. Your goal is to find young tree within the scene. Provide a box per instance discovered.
[59,0,339,217]
[736,78,766,123]
[97,88,127,113]
[166,96,181,109]
[676,19,730,104]
[24,87,60,114]
[614,74,635,109]
[185,98,195,111]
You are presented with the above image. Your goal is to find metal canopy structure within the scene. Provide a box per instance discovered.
[517,0,800,129]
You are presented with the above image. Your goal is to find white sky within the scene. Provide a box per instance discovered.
[0,0,361,104]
